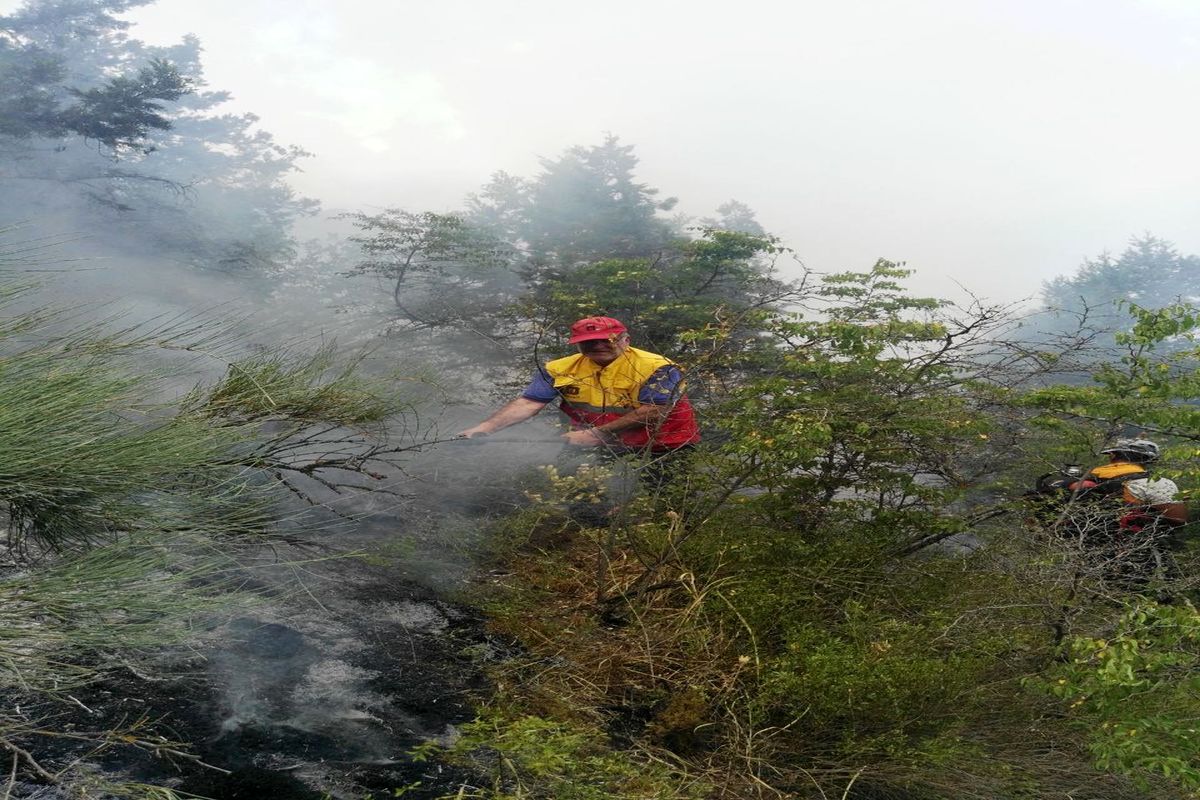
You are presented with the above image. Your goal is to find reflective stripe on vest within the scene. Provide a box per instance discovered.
[544,347,700,450]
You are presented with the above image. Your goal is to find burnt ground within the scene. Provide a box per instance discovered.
[6,432,563,799]
[9,561,511,799]
[177,570,503,799]
[8,560,518,799]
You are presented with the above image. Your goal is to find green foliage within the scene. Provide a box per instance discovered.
[0,336,238,549]
[1037,235,1200,363]
[757,608,986,743]
[0,535,245,692]
[0,301,408,551]
[58,57,191,150]
[196,344,399,425]
[699,199,766,235]
[676,493,1033,775]
[344,208,519,328]
[465,260,1200,798]
[528,228,788,353]
[1035,601,1200,791]
[0,24,189,151]
[514,134,679,265]
[1043,235,1200,320]
[0,40,69,140]
[442,710,697,800]
[1021,297,1200,488]
[715,261,985,502]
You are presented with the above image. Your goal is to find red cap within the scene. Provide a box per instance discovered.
[568,316,627,344]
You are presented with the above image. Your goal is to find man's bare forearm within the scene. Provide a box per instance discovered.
[457,397,547,438]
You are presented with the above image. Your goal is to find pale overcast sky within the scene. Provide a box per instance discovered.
[9,0,1200,301]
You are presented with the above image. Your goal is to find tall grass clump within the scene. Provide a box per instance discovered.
[0,269,416,794]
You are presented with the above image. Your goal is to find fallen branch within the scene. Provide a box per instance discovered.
[0,736,57,785]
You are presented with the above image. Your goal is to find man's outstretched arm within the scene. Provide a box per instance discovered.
[456,397,548,438]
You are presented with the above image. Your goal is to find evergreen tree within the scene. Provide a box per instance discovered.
[519,134,679,265]
[1042,235,1200,337]
[699,199,766,235]
[0,0,188,149]
[0,0,314,270]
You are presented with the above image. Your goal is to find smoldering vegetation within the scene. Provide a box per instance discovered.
[6,1,1200,799]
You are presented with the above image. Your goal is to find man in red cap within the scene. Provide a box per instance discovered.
[455,316,700,451]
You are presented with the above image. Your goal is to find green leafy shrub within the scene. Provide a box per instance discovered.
[442,710,701,800]
[1035,600,1200,792]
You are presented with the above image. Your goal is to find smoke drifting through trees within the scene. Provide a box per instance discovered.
[342,134,785,380]
[1,0,313,286]
[6,0,1200,798]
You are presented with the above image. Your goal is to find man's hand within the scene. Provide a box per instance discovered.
[454,425,492,439]
[562,429,605,447]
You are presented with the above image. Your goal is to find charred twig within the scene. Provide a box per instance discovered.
[3,751,17,800]
[599,578,683,607]
[0,736,57,785]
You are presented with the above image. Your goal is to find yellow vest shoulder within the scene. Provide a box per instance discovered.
[544,348,674,379]
[1089,462,1148,480]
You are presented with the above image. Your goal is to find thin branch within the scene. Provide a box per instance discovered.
[0,737,57,785]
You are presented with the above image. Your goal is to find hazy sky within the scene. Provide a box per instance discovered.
[11,0,1200,302]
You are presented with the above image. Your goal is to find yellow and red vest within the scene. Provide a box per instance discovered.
[544,347,700,451]
[1083,461,1151,504]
